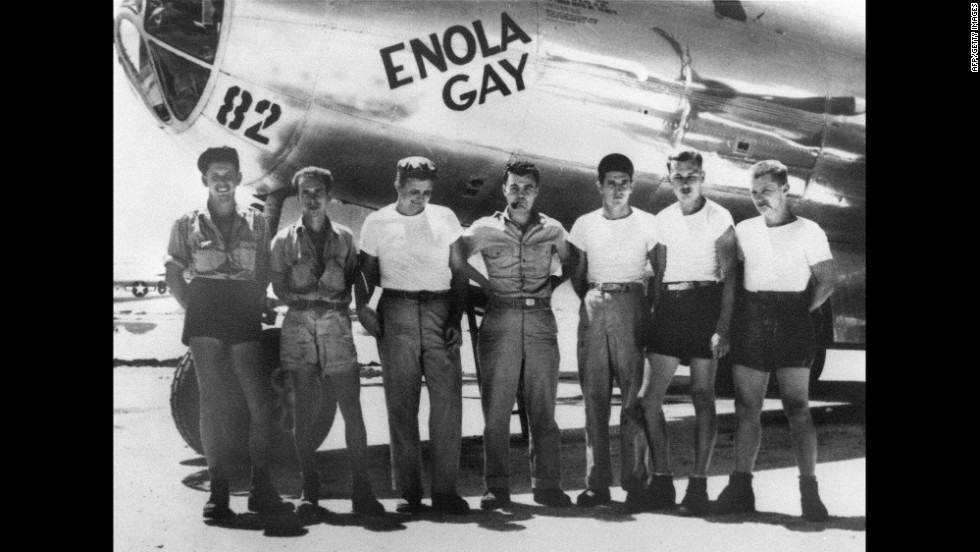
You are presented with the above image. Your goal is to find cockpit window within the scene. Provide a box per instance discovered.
[147,42,211,121]
[117,18,171,123]
[144,0,223,64]
[120,0,144,15]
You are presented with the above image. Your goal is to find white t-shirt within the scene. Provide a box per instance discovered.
[735,216,832,292]
[657,199,734,283]
[569,207,659,284]
[359,203,463,291]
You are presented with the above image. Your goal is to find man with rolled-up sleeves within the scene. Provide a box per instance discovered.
[461,160,575,510]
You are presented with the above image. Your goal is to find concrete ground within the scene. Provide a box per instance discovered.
[114,286,865,551]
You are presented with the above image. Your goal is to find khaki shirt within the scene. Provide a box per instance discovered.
[269,217,359,303]
[462,210,570,299]
[166,204,269,282]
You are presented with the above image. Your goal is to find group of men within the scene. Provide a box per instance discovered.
[165,145,836,524]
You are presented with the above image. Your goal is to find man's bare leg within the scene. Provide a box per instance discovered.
[775,367,829,521]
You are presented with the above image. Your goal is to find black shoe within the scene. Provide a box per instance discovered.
[645,474,677,511]
[395,496,428,514]
[203,477,234,520]
[679,477,709,516]
[248,470,295,515]
[576,488,611,507]
[480,488,511,510]
[623,489,648,513]
[351,477,386,516]
[296,500,328,519]
[800,476,829,522]
[533,489,572,508]
[203,500,235,520]
[713,472,755,515]
[431,492,471,515]
[352,494,386,516]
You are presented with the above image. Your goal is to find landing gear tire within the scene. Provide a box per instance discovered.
[169,328,338,463]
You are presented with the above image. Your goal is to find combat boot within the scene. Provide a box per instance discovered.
[679,476,709,516]
[203,476,234,520]
[646,474,677,510]
[480,487,511,510]
[800,475,829,522]
[533,488,572,507]
[351,476,385,516]
[713,471,755,515]
[296,473,325,517]
[247,469,294,515]
[431,491,471,515]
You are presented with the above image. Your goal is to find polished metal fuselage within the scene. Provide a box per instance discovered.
[116,0,865,343]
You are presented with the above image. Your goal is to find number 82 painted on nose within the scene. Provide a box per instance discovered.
[215,86,282,145]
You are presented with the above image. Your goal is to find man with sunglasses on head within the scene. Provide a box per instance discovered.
[568,153,659,511]
[636,151,737,515]
[357,156,471,515]
[460,160,575,510]
[269,166,385,517]
[713,160,835,522]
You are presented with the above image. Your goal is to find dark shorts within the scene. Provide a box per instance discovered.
[645,284,722,363]
[731,291,815,372]
[182,278,263,346]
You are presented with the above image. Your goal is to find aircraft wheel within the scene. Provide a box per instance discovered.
[169,328,337,462]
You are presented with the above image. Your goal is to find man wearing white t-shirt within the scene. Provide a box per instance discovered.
[357,157,471,515]
[569,153,658,510]
[713,160,835,522]
[638,150,738,515]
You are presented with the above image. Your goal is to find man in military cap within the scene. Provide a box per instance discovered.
[165,146,290,520]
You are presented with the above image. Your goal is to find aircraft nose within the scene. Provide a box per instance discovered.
[114,1,221,124]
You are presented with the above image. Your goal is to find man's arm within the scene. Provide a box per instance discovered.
[569,244,589,300]
[356,251,383,337]
[459,233,492,295]
[165,263,189,310]
[268,235,290,302]
[445,238,468,351]
[646,243,666,316]
[712,227,738,358]
[808,259,836,312]
[165,218,190,310]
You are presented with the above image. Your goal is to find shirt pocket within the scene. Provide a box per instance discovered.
[189,231,227,273]
[483,245,519,278]
[231,241,258,272]
[523,243,554,278]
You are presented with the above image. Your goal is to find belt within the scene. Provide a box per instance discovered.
[287,299,349,311]
[744,290,807,303]
[589,282,644,293]
[663,281,717,291]
[382,289,451,302]
[489,296,551,309]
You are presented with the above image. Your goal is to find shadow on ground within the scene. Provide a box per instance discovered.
[181,388,864,532]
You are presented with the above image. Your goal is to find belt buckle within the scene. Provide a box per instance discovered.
[525,298,535,307]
